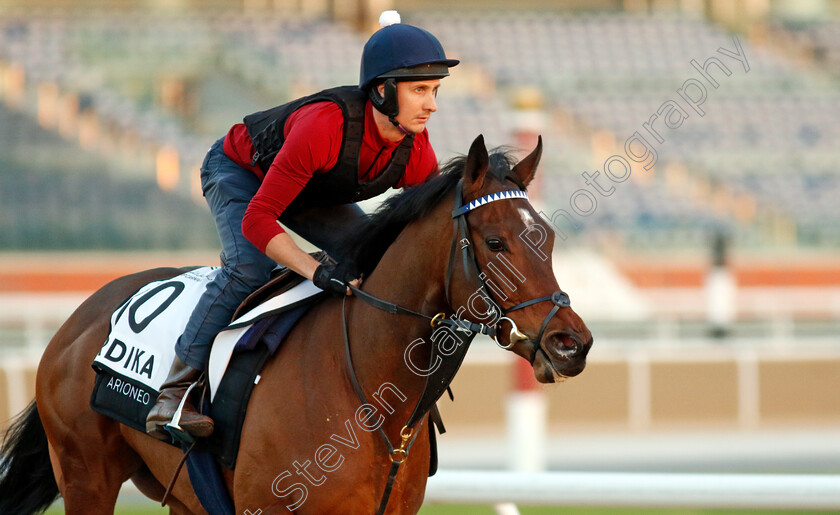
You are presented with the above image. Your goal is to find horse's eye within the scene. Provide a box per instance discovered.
[486,237,506,252]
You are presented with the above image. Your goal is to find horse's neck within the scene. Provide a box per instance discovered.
[345,205,450,422]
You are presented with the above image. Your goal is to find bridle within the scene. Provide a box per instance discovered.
[445,178,572,364]
[341,176,573,514]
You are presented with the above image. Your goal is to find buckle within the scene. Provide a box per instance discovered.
[551,290,570,307]
[390,426,414,463]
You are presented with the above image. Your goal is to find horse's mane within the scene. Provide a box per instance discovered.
[338,149,517,276]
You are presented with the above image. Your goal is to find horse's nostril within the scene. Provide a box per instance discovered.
[559,333,576,349]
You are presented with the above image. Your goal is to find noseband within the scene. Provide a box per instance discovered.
[497,290,571,362]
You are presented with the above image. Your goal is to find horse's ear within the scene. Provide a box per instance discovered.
[464,134,489,194]
[511,135,543,188]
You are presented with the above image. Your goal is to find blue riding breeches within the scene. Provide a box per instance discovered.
[176,138,367,370]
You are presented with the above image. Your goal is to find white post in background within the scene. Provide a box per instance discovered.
[706,231,736,338]
[493,502,522,515]
[507,359,547,472]
[502,359,547,515]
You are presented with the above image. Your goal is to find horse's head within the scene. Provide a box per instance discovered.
[449,135,593,383]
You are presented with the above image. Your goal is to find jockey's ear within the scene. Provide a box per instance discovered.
[463,134,489,196]
[511,135,542,188]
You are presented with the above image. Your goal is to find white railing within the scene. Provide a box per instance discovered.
[424,470,840,511]
[0,293,85,350]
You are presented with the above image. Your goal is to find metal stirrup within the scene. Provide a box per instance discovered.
[164,381,201,443]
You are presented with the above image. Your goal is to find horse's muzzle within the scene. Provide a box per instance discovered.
[534,330,593,382]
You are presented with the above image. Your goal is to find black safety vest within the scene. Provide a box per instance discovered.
[242,86,415,213]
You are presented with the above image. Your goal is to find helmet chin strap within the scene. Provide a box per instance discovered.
[389,116,409,135]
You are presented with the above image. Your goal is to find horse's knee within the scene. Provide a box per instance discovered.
[62,483,120,514]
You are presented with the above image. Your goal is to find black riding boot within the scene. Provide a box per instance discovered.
[145,357,214,441]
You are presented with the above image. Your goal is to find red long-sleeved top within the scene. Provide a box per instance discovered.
[224,101,438,252]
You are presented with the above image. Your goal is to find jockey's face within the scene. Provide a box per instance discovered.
[380,79,440,134]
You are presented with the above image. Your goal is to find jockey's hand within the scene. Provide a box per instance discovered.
[313,262,361,297]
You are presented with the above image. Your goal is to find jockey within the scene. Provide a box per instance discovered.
[146,13,458,440]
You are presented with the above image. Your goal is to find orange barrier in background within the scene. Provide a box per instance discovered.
[0,271,129,292]
[614,258,840,288]
[0,252,218,292]
[2,253,840,292]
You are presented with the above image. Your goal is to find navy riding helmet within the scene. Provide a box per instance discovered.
[360,22,459,120]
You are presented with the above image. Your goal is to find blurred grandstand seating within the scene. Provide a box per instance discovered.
[776,19,840,72]
[412,11,840,248]
[0,102,217,249]
[1,9,839,250]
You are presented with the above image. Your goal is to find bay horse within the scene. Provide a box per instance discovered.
[0,135,592,514]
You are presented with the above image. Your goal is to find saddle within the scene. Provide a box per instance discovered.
[232,251,333,320]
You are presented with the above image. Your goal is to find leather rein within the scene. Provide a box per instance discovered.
[340,177,571,514]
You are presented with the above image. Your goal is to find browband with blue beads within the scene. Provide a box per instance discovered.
[451,190,529,218]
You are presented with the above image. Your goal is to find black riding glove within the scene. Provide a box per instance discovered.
[312,262,359,297]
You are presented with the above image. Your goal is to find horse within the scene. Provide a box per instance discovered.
[0,135,592,514]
